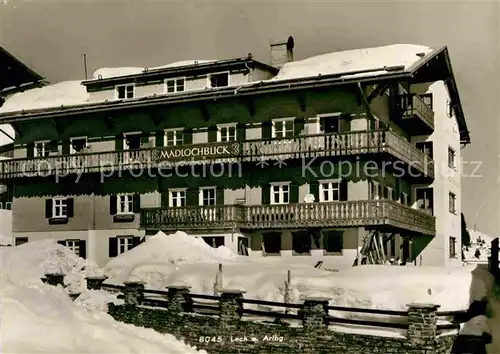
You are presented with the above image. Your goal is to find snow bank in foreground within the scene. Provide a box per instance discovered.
[272,44,433,81]
[0,232,12,245]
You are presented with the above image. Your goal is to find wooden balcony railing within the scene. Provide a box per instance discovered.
[140,200,436,236]
[400,94,435,129]
[0,129,434,179]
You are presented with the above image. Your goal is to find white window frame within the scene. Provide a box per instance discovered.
[199,187,216,206]
[115,84,135,100]
[448,147,456,169]
[52,197,68,218]
[117,236,134,255]
[164,128,184,147]
[317,113,341,134]
[169,188,187,207]
[34,140,50,157]
[65,240,80,255]
[318,179,340,202]
[271,118,295,139]
[207,71,230,88]
[449,192,456,214]
[123,132,142,151]
[165,77,186,93]
[217,123,237,142]
[69,136,88,154]
[116,194,134,215]
[270,182,290,205]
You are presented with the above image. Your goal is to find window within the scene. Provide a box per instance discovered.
[165,78,185,93]
[116,84,134,99]
[420,93,433,109]
[34,141,48,157]
[400,192,409,206]
[324,231,343,254]
[117,236,134,255]
[199,187,216,206]
[292,231,311,255]
[448,147,456,169]
[384,186,393,200]
[65,240,80,255]
[52,198,68,218]
[270,183,290,205]
[449,237,457,258]
[449,192,456,214]
[369,181,380,200]
[416,141,433,159]
[165,129,183,146]
[117,194,134,214]
[320,116,340,133]
[272,118,294,138]
[209,72,229,88]
[124,133,142,150]
[415,188,433,214]
[169,189,186,207]
[446,100,453,118]
[262,232,281,255]
[319,181,340,202]
[218,125,237,142]
[15,237,28,246]
[203,236,225,248]
[70,137,88,154]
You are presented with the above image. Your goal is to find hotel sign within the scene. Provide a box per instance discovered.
[152,142,241,163]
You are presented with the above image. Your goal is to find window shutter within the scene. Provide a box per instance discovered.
[216,187,224,205]
[140,134,149,146]
[261,184,271,204]
[340,180,348,201]
[115,135,123,150]
[237,123,246,141]
[48,140,58,153]
[309,181,320,202]
[109,195,117,215]
[78,240,87,259]
[161,192,168,207]
[207,126,217,143]
[66,198,74,217]
[183,129,193,145]
[62,141,70,155]
[294,118,305,136]
[57,240,66,246]
[26,143,35,158]
[109,238,118,257]
[45,199,53,218]
[133,194,141,213]
[339,118,351,132]
[261,122,272,139]
[290,183,299,203]
[132,237,142,248]
[186,188,199,206]
[155,131,164,147]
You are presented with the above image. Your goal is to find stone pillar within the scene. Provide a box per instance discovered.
[302,297,330,332]
[167,285,192,315]
[42,273,65,287]
[219,289,245,324]
[122,281,145,306]
[407,303,440,346]
[85,276,108,290]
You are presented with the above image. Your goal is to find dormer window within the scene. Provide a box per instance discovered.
[208,72,229,88]
[165,78,185,93]
[116,84,134,99]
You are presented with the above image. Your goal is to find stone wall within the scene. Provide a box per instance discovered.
[106,282,457,354]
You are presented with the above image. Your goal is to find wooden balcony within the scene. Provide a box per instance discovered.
[400,94,435,133]
[0,129,433,179]
[140,200,436,236]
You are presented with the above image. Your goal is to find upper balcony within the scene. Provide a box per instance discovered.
[0,129,434,180]
[140,200,436,236]
[399,94,435,135]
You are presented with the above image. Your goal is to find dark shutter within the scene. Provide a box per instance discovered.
[115,135,123,150]
[237,123,246,141]
[109,238,118,257]
[140,134,149,146]
[78,240,87,259]
[45,199,53,218]
[207,126,217,143]
[261,121,272,140]
[216,187,224,205]
[57,240,66,246]
[340,180,348,201]
[183,129,193,145]
[160,192,168,207]
[47,140,58,153]
[66,198,74,217]
[309,181,320,202]
[133,194,141,213]
[262,184,271,204]
[61,141,70,155]
[26,143,35,158]
[290,183,299,203]
[294,118,305,136]
[132,237,142,248]
[109,195,117,215]
[339,117,351,132]
[186,188,199,206]
[155,131,164,147]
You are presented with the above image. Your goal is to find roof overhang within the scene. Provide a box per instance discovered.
[0,46,45,93]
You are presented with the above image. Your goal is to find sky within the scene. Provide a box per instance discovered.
[0,0,499,236]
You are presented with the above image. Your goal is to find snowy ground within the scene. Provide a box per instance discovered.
[463,229,496,263]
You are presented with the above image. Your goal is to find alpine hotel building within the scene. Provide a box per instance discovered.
[0,38,470,267]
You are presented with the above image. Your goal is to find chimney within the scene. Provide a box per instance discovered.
[270,36,294,69]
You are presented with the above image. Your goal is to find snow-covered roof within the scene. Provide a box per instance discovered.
[272,44,433,81]
[468,229,496,244]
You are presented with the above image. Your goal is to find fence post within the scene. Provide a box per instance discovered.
[284,270,291,314]
[219,289,245,325]
[406,303,440,347]
[122,280,145,306]
[167,285,192,315]
[42,273,65,287]
[85,275,108,290]
[302,297,330,333]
